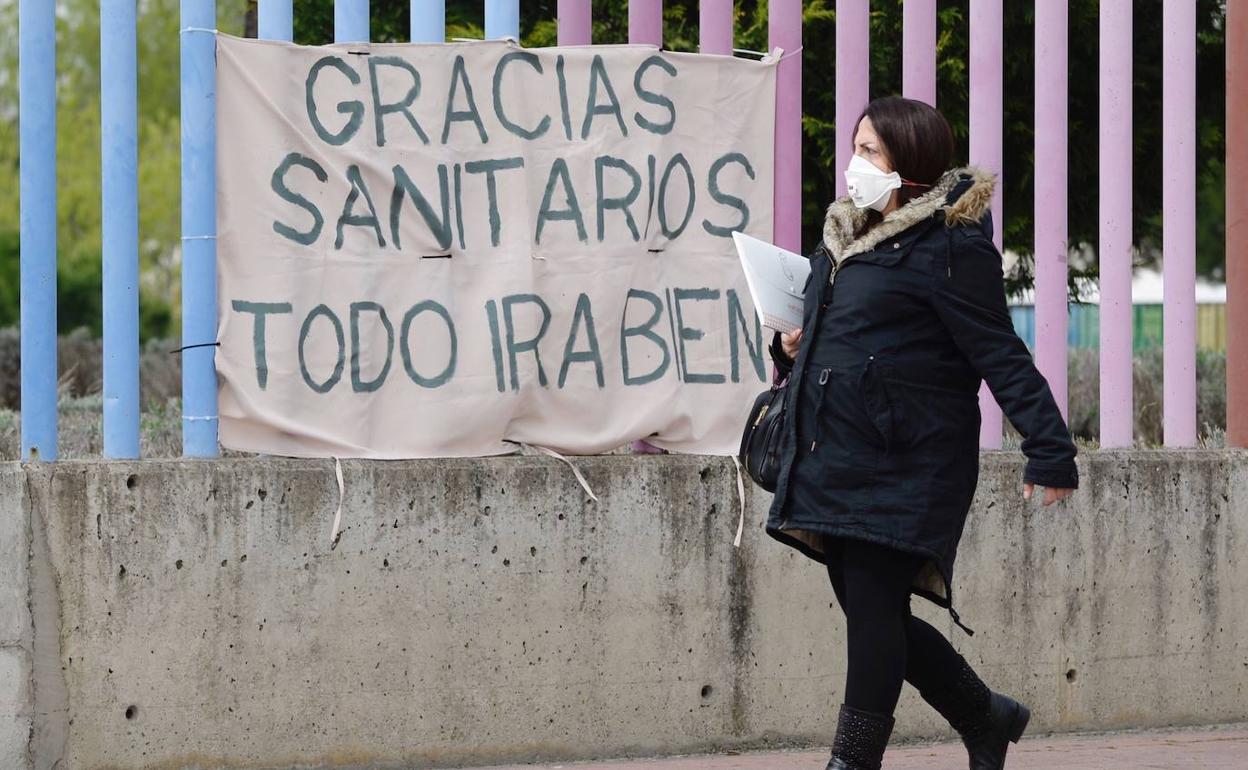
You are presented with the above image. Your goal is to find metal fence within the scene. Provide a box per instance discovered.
[15,0,1245,459]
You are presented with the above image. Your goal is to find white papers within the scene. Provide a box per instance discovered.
[732,231,810,334]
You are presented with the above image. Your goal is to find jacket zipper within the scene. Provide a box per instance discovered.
[809,368,831,451]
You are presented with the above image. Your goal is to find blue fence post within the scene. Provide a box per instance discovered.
[101,0,142,459]
[335,0,370,43]
[18,0,58,462]
[485,0,520,40]
[180,1,219,457]
[411,0,446,42]
[259,0,293,42]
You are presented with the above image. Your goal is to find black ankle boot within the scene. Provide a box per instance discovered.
[824,704,894,770]
[919,654,1030,770]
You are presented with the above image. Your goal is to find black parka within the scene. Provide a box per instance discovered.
[766,167,1078,634]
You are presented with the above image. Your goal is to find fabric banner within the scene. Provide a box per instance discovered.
[215,35,777,458]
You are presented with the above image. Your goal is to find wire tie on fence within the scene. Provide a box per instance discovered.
[760,46,803,65]
[329,457,345,549]
[170,341,220,355]
[179,27,219,35]
[730,456,747,548]
[181,235,217,241]
[526,444,598,502]
[182,415,218,422]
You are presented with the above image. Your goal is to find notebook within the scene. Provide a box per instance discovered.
[732,231,811,335]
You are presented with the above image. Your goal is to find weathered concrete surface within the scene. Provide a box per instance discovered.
[0,451,1245,769]
[461,723,1248,769]
[0,463,32,770]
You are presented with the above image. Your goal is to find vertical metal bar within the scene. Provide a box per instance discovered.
[258,0,293,42]
[835,0,870,198]
[1034,0,1068,419]
[701,0,733,55]
[335,0,370,43]
[1099,0,1133,447]
[1163,0,1197,446]
[770,0,801,253]
[557,0,591,45]
[970,0,1003,448]
[18,0,58,461]
[627,0,664,455]
[629,0,663,46]
[1229,0,1248,447]
[902,0,936,106]
[485,0,520,40]
[101,0,141,459]
[411,0,445,42]
[180,1,219,457]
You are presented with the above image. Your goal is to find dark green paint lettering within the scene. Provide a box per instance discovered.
[620,289,671,386]
[231,300,292,391]
[632,56,677,135]
[441,54,489,144]
[270,153,328,246]
[727,289,766,383]
[465,157,525,247]
[558,293,604,388]
[702,152,755,237]
[399,301,457,388]
[535,158,587,244]
[555,54,573,141]
[657,153,695,239]
[493,52,551,140]
[305,56,363,146]
[390,164,452,250]
[581,54,628,139]
[299,304,346,393]
[368,56,430,147]
[349,301,394,392]
[595,155,642,242]
[673,288,725,384]
[336,164,386,249]
[485,299,506,393]
[502,294,552,391]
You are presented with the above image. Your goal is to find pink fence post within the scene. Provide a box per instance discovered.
[1230,0,1248,447]
[1034,0,1068,419]
[1099,0,1134,447]
[629,0,664,454]
[771,0,802,253]
[701,0,733,56]
[557,0,591,46]
[835,0,870,198]
[629,0,663,47]
[902,0,936,106]
[1163,0,1197,446]
[970,0,1003,448]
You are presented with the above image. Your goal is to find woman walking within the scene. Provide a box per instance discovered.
[767,96,1078,770]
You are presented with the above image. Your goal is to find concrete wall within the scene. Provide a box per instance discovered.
[1,451,1245,769]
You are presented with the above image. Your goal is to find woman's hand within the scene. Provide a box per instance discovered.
[1023,483,1073,506]
[781,329,803,359]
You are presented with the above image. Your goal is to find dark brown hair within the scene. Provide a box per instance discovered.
[852,96,956,210]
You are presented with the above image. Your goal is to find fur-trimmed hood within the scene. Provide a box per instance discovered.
[821,166,996,261]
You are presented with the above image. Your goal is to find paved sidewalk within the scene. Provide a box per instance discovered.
[465,724,1248,769]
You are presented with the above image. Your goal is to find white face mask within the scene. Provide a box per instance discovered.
[844,153,902,212]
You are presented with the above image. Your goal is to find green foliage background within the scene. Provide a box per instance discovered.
[0,0,1229,339]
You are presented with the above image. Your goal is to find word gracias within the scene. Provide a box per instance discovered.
[271,52,758,251]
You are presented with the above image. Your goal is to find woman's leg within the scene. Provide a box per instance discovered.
[834,539,926,715]
[903,613,967,693]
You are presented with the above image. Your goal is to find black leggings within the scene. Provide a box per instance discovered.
[824,536,965,715]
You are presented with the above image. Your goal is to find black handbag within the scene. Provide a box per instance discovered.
[738,378,789,492]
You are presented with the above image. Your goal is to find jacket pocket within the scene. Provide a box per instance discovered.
[807,365,889,458]
[882,375,979,452]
